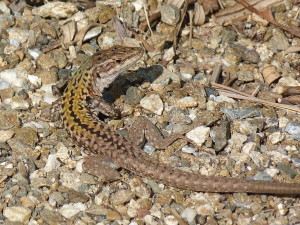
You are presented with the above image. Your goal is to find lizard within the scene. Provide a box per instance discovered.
[61,45,300,195]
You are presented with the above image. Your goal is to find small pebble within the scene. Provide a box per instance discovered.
[186,126,210,147]
[3,206,31,223]
[140,94,164,115]
[59,203,87,219]
[181,207,196,223]
[0,130,14,142]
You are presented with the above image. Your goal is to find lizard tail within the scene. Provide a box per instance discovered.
[126,157,300,195]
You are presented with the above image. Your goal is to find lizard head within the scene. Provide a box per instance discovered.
[91,45,143,95]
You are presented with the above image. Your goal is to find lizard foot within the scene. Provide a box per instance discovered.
[83,154,121,182]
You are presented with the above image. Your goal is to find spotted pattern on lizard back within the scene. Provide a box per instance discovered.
[62,45,300,195]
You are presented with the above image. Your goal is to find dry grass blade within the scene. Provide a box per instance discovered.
[193,2,205,25]
[168,0,185,8]
[170,208,188,225]
[61,20,76,44]
[112,16,154,51]
[42,42,62,53]
[143,3,154,36]
[131,30,155,51]
[237,0,300,38]
[284,46,300,54]
[112,16,131,41]
[212,83,300,114]
[212,0,281,26]
[140,12,161,32]
[173,0,189,50]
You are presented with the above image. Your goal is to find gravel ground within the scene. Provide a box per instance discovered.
[1,0,300,224]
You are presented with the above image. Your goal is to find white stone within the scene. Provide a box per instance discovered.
[195,203,214,215]
[42,87,59,104]
[177,96,197,108]
[56,142,71,162]
[0,1,10,14]
[32,2,77,19]
[66,12,88,32]
[28,220,39,225]
[182,146,196,154]
[164,215,178,225]
[206,100,217,111]
[11,97,30,110]
[76,160,84,173]
[59,203,86,219]
[242,142,256,154]
[163,47,175,61]
[9,39,20,47]
[127,199,139,218]
[277,203,288,216]
[0,80,10,89]
[23,121,46,129]
[268,131,284,144]
[267,151,290,164]
[60,172,81,190]
[278,77,300,87]
[225,132,248,153]
[181,207,196,223]
[28,92,43,107]
[0,130,14,142]
[0,68,27,87]
[132,0,144,11]
[233,120,257,136]
[44,154,61,172]
[265,168,279,177]
[7,28,30,43]
[180,73,193,80]
[278,117,289,128]
[150,203,162,219]
[211,95,235,103]
[140,94,163,115]
[28,49,42,60]
[40,84,58,104]
[28,75,42,86]
[83,26,102,41]
[143,142,156,154]
[186,126,210,147]
[129,222,139,225]
[3,98,11,104]
[3,206,31,223]
[249,151,264,167]
[144,215,158,225]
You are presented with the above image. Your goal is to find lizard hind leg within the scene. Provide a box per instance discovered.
[127,116,206,151]
[127,116,184,149]
[83,154,121,182]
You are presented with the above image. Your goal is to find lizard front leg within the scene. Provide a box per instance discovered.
[86,95,119,119]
